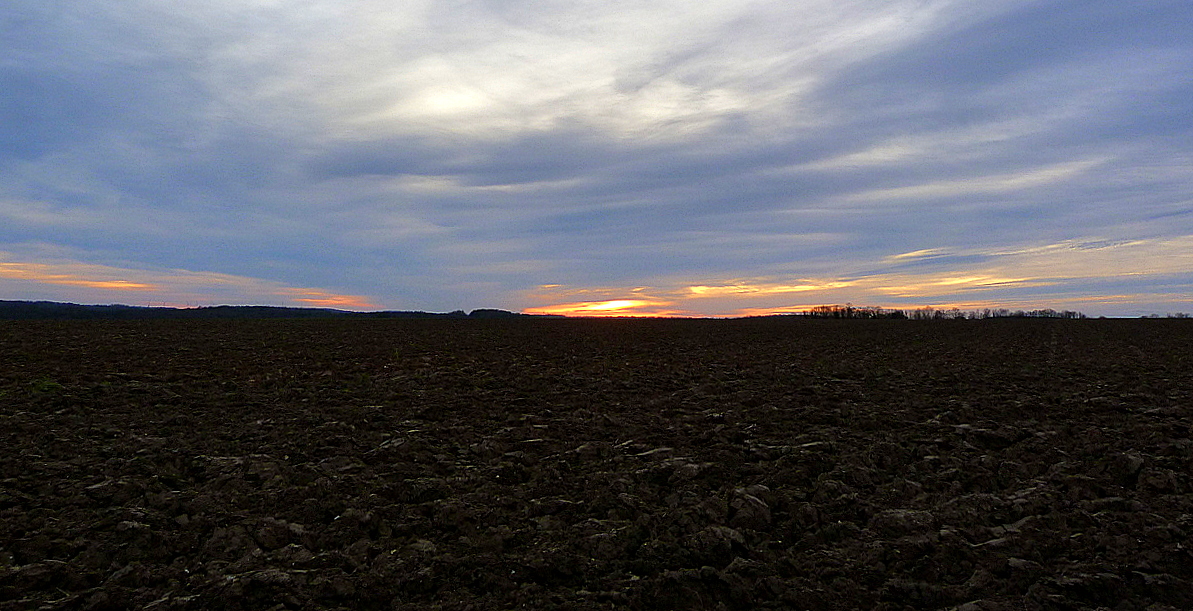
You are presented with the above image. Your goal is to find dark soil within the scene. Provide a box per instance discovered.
[1,318,1191,610]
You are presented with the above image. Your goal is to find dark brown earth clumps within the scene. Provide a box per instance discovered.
[1,318,1191,610]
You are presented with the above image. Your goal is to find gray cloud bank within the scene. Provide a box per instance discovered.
[2,0,1191,315]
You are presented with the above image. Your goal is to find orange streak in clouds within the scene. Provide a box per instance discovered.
[63,279,158,290]
[286,289,379,310]
[2,257,381,309]
[0,262,158,290]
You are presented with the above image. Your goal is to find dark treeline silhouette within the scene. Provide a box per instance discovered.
[795,304,1089,320]
[801,304,909,319]
[0,301,544,321]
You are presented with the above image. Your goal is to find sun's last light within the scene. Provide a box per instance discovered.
[523,299,683,317]
[522,236,1193,318]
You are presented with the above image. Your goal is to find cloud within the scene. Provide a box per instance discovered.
[845,158,1108,203]
[1,0,1191,315]
[686,279,856,298]
[281,289,378,310]
[0,260,159,291]
[886,249,951,263]
[0,250,378,309]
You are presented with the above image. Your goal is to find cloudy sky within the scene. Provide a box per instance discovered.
[2,1,1191,316]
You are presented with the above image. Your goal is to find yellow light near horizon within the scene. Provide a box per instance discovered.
[66,279,158,290]
[586,299,643,311]
[523,236,1193,317]
[524,299,682,317]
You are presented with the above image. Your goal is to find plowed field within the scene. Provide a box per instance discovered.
[2,318,1191,610]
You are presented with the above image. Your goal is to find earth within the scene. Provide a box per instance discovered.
[1,318,1190,610]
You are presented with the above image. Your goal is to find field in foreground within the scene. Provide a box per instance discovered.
[1,318,1191,610]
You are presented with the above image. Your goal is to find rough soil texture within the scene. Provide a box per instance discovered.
[1,318,1191,610]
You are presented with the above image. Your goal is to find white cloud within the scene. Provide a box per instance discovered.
[123,0,1021,142]
[845,158,1109,202]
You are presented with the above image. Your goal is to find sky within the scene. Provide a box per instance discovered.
[2,1,1191,317]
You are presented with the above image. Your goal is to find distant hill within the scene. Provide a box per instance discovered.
[0,300,546,320]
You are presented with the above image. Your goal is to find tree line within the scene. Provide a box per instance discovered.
[797,304,1087,320]
[0,300,542,320]
[796,305,1192,320]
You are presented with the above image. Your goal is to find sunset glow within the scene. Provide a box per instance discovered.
[287,290,380,310]
[525,236,1193,317]
[524,299,684,317]
[0,254,379,310]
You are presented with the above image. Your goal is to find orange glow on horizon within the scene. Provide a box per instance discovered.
[285,289,380,310]
[587,299,643,311]
[524,299,685,317]
[1,256,382,310]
